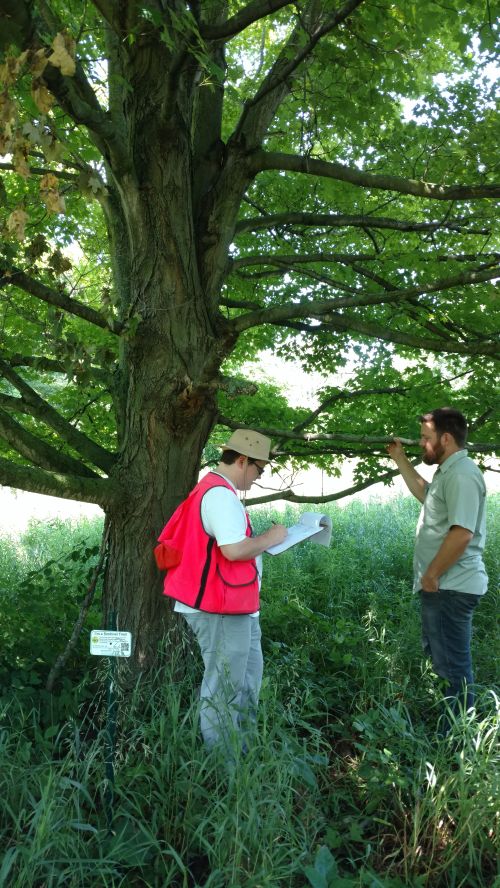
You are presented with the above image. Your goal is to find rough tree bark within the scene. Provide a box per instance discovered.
[92,14,240,666]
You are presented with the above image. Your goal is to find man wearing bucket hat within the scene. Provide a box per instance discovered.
[156,428,287,751]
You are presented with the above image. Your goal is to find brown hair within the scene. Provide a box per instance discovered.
[219,449,241,465]
[419,407,468,447]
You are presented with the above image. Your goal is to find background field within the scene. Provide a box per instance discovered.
[1,495,499,887]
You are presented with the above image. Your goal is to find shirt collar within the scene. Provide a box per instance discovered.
[211,469,237,493]
[436,449,468,475]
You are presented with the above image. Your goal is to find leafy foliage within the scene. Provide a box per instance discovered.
[0,1,498,503]
[0,0,498,662]
[0,516,103,711]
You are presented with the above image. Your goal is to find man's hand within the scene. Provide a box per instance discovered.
[387,437,405,463]
[266,523,287,547]
[420,571,439,593]
[419,526,473,594]
[221,522,287,561]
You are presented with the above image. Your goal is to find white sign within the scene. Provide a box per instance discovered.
[90,630,132,658]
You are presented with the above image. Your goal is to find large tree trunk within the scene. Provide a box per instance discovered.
[101,177,225,668]
[97,32,238,670]
[104,411,216,670]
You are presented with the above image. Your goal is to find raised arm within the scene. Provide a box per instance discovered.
[387,438,427,503]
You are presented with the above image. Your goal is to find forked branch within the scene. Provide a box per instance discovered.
[0,358,115,472]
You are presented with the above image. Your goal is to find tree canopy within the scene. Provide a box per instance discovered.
[0,0,499,657]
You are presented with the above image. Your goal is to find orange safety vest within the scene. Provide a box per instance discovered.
[155,473,260,614]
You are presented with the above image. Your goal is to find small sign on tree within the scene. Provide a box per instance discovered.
[90,630,132,658]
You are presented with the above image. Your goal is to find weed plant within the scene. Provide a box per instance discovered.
[0,497,498,887]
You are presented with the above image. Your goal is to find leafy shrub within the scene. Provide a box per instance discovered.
[0,516,104,712]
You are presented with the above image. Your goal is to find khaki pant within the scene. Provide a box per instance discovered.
[182,612,263,750]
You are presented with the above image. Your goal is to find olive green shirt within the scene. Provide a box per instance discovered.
[413,450,487,595]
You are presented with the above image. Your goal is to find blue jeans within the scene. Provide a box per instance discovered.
[420,589,481,713]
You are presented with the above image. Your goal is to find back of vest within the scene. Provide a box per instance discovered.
[157,473,260,614]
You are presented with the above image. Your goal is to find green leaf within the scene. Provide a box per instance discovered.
[314,845,338,878]
[304,867,328,888]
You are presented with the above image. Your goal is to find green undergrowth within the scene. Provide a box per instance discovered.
[0,516,103,722]
[0,496,498,887]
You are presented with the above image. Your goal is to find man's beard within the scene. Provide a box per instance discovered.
[422,442,445,465]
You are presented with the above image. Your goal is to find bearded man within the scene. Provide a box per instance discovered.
[388,408,488,722]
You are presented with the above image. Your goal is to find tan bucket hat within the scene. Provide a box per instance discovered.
[221,429,272,462]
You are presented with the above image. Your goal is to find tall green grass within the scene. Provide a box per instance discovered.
[0,496,498,887]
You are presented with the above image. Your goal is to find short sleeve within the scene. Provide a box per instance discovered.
[444,471,483,533]
[201,487,248,546]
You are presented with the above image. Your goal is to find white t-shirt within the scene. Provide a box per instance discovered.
[174,472,261,615]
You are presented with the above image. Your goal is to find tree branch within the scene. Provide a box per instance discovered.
[12,0,130,172]
[290,386,408,435]
[8,354,66,374]
[0,161,79,182]
[235,211,491,236]
[0,263,118,333]
[0,152,109,207]
[8,354,111,383]
[230,266,500,334]
[89,0,121,34]
[469,407,496,435]
[219,415,415,448]
[217,416,500,454]
[198,1,365,296]
[231,252,377,272]
[348,264,495,344]
[43,67,123,166]
[221,296,263,311]
[231,250,500,274]
[0,407,100,477]
[246,466,402,506]
[251,150,500,200]
[0,456,114,505]
[0,358,115,472]
[0,393,30,413]
[266,312,500,358]
[201,0,294,40]
[325,314,499,358]
[234,0,364,147]
[239,255,500,342]
[211,375,259,396]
